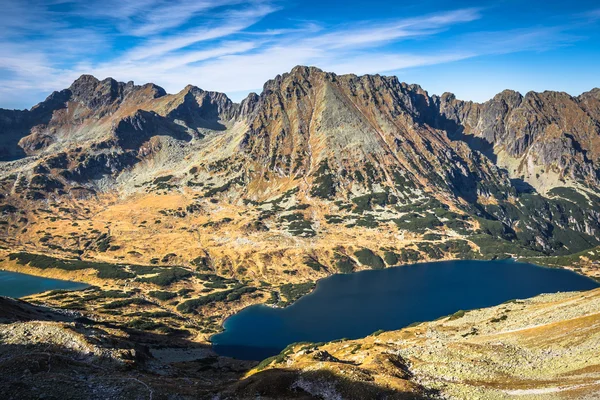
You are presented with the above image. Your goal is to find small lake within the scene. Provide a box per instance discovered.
[212,259,599,360]
[0,270,88,298]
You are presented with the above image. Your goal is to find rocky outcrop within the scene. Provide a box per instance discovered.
[163,86,236,132]
[435,88,600,187]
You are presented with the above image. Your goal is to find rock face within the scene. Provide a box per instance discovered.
[1,65,600,261]
[240,66,509,205]
[2,66,598,194]
[435,88,600,188]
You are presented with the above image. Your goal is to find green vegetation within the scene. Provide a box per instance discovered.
[475,217,510,238]
[8,252,134,279]
[191,255,212,271]
[177,285,257,314]
[153,175,173,184]
[447,310,466,321]
[278,282,315,305]
[351,192,396,214]
[196,273,238,285]
[416,242,443,259]
[310,161,336,199]
[394,213,441,232]
[356,214,379,228]
[354,248,385,269]
[469,235,540,259]
[490,314,508,323]
[304,256,325,272]
[521,245,600,268]
[256,343,300,371]
[286,217,316,237]
[137,267,192,286]
[383,251,399,266]
[396,248,422,263]
[548,187,590,208]
[335,254,356,273]
[95,233,111,252]
[149,291,178,301]
[325,214,344,224]
[203,179,238,197]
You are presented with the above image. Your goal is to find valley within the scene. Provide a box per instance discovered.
[1,66,600,398]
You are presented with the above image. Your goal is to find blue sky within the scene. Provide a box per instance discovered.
[0,0,599,109]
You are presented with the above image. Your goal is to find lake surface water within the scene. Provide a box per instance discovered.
[0,270,88,298]
[212,259,599,360]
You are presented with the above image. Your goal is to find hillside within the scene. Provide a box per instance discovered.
[1,288,598,399]
[236,288,600,399]
[1,65,600,399]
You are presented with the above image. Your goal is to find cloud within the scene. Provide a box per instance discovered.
[0,1,595,109]
[307,8,482,50]
[121,4,277,62]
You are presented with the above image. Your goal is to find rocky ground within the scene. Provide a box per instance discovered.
[246,288,600,399]
[1,288,598,399]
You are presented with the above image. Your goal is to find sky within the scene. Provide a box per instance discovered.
[1,0,599,109]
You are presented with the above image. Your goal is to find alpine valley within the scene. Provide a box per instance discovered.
[1,66,600,399]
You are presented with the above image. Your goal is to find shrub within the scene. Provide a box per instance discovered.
[304,257,325,271]
[395,213,442,232]
[310,161,336,199]
[383,251,399,266]
[137,267,192,287]
[278,282,315,305]
[177,286,257,313]
[354,248,385,269]
[127,318,166,331]
[335,255,355,273]
[475,217,511,238]
[149,291,178,301]
[8,252,135,280]
[447,310,466,321]
[351,192,390,214]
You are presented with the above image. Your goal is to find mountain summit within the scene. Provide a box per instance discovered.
[1,66,600,277]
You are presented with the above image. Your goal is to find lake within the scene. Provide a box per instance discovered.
[211,259,599,360]
[0,270,88,298]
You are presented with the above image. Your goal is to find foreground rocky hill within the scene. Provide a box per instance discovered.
[1,288,598,399]
[239,287,600,400]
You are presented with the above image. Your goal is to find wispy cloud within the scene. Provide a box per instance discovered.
[307,8,482,50]
[121,5,277,62]
[0,1,596,108]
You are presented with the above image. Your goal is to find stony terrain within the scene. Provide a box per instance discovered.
[242,288,600,400]
[1,288,598,399]
[1,66,600,398]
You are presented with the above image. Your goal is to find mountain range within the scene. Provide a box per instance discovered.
[2,66,600,399]
[2,66,600,268]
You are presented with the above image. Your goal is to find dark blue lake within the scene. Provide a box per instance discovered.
[212,259,599,360]
[0,270,88,298]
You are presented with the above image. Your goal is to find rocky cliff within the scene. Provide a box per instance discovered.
[1,66,600,266]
